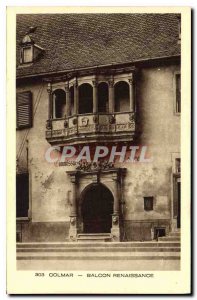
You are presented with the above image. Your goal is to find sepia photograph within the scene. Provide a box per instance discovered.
[6,6,191,294]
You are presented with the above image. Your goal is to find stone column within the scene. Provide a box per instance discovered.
[108,79,114,113]
[47,82,52,120]
[65,82,71,117]
[92,80,98,113]
[113,175,119,215]
[69,174,78,241]
[46,83,53,130]
[74,80,78,115]
[111,172,120,241]
[128,77,135,112]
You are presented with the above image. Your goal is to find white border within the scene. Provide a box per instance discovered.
[1,1,195,299]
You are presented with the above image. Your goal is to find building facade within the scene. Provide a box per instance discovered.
[16,14,181,243]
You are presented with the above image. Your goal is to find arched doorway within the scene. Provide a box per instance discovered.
[81,184,114,233]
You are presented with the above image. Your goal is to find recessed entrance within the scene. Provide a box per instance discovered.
[81,184,114,233]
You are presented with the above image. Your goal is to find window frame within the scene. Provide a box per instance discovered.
[114,81,130,113]
[144,196,154,211]
[174,71,181,115]
[20,45,34,64]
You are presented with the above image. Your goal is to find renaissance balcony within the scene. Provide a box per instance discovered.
[45,73,136,145]
[46,111,136,145]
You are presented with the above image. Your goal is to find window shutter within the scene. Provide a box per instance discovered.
[176,74,181,113]
[16,91,32,128]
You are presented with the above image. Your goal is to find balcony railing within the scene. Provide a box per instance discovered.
[46,111,136,145]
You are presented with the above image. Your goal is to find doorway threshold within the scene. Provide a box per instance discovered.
[77,233,112,242]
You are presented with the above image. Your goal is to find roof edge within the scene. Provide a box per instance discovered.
[16,54,181,81]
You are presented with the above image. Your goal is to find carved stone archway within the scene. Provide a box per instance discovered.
[67,166,126,241]
[80,183,114,234]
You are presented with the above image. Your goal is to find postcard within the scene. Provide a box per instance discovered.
[7,6,191,294]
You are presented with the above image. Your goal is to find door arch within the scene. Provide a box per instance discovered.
[81,183,114,233]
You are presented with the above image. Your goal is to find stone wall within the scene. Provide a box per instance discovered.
[16,63,180,241]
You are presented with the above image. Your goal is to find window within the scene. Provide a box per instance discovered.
[52,89,66,118]
[98,82,109,113]
[23,46,33,63]
[16,173,29,218]
[175,158,181,173]
[79,83,93,114]
[144,197,153,211]
[178,16,181,43]
[70,86,74,115]
[154,227,166,239]
[175,73,181,113]
[19,33,45,65]
[16,91,33,129]
[114,81,130,112]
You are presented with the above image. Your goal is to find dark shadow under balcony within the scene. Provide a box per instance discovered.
[46,111,136,145]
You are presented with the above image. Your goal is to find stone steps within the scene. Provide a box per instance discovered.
[158,237,180,241]
[77,233,112,242]
[158,230,181,242]
[17,241,180,262]
[17,251,180,257]
[16,241,180,248]
[16,240,180,270]
[168,232,181,237]
[17,255,180,260]
[17,247,180,253]
[77,233,112,237]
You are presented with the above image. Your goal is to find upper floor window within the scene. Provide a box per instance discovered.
[177,15,181,44]
[175,73,181,113]
[19,32,44,65]
[79,83,93,114]
[23,46,33,63]
[98,82,109,113]
[52,89,66,118]
[20,35,34,64]
[16,91,33,129]
[114,81,130,112]
[69,86,74,116]
[47,72,135,120]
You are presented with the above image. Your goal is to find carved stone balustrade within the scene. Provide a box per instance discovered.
[46,111,136,145]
